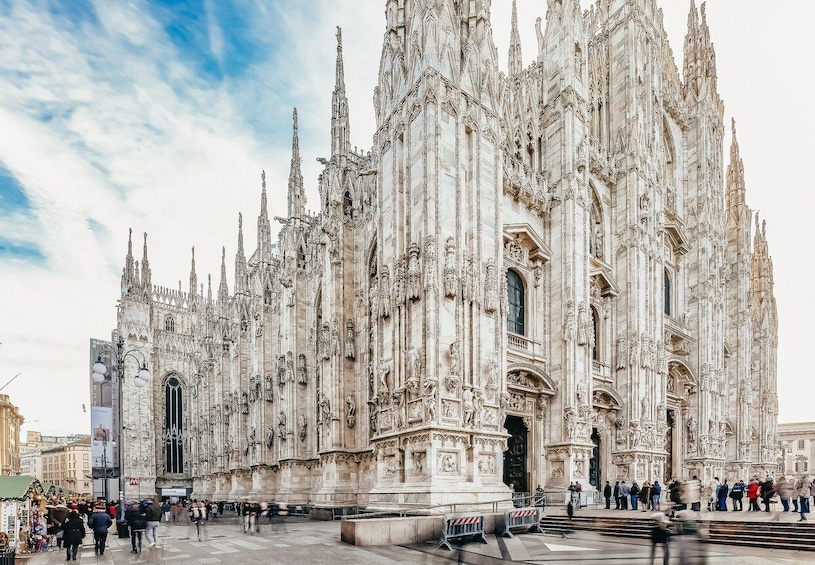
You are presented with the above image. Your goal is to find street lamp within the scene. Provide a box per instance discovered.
[90,334,151,526]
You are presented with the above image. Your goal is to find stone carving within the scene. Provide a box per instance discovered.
[406,346,421,399]
[687,416,697,453]
[346,394,356,428]
[564,406,577,440]
[394,257,406,304]
[505,235,527,264]
[241,392,249,414]
[384,458,396,478]
[278,411,287,441]
[377,361,391,404]
[285,351,294,382]
[485,354,499,402]
[413,451,426,475]
[576,380,587,406]
[368,276,379,315]
[331,319,341,357]
[266,426,274,449]
[407,241,421,300]
[277,355,287,386]
[478,455,496,475]
[641,334,650,369]
[423,235,436,290]
[629,332,640,366]
[297,353,307,385]
[641,396,650,420]
[423,379,438,421]
[318,390,331,424]
[616,333,626,369]
[264,374,274,402]
[318,323,331,360]
[461,249,474,302]
[577,302,588,345]
[439,453,457,473]
[344,319,355,359]
[564,300,575,341]
[443,236,458,298]
[298,413,307,441]
[380,266,392,317]
[392,388,405,428]
[368,397,380,434]
[484,258,498,313]
[462,387,475,426]
[446,341,461,392]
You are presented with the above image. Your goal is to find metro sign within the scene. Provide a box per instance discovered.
[128,478,140,486]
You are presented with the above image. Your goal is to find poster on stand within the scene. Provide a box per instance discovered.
[91,406,115,477]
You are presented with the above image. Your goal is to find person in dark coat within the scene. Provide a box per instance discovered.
[649,513,671,565]
[613,481,621,509]
[125,502,148,553]
[87,504,113,555]
[604,481,612,509]
[760,476,775,512]
[61,510,86,561]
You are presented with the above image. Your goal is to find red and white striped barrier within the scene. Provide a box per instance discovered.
[501,506,543,538]
[438,512,488,550]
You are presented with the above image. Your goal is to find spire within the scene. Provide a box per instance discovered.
[331,27,350,157]
[508,0,523,76]
[141,232,151,290]
[189,246,198,298]
[726,118,746,209]
[122,228,135,294]
[683,1,717,101]
[234,213,248,295]
[207,273,212,304]
[218,246,229,302]
[257,170,272,264]
[288,109,305,218]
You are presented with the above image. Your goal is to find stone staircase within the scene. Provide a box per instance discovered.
[538,515,815,552]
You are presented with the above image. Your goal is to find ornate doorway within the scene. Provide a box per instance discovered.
[589,428,600,488]
[503,416,527,492]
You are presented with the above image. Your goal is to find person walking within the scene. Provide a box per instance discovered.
[651,481,662,511]
[604,481,612,509]
[61,510,86,562]
[125,502,148,554]
[778,476,792,512]
[144,498,162,548]
[630,482,640,511]
[191,502,208,541]
[684,476,702,512]
[649,513,671,565]
[730,480,745,511]
[760,476,775,513]
[613,481,621,510]
[619,481,631,510]
[87,503,112,556]
[161,500,171,522]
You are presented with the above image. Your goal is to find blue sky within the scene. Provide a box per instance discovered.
[0,0,812,436]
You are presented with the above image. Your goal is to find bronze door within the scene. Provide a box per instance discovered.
[503,415,527,492]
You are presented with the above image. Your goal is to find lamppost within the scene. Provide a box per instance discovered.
[90,334,151,525]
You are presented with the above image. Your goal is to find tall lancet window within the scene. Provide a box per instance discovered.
[506,270,525,336]
[591,307,600,361]
[664,269,672,316]
[164,315,175,333]
[164,377,184,474]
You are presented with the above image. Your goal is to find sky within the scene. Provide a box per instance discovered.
[0,0,812,438]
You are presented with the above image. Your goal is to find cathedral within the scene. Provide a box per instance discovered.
[96,0,779,510]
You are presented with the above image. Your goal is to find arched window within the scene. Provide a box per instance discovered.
[506,270,525,336]
[164,315,175,333]
[591,307,600,361]
[164,377,184,474]
[343,190,354,219]
[664,269,672,316]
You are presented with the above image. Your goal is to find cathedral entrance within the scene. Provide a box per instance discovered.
[589,428,600,488]
[503,416,527,492]
[665,410,676,482]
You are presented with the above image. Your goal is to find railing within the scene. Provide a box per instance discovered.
[507,333,530,351]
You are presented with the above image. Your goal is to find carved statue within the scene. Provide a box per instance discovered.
[577,302,588,345]
[344,319,355,359]
[485,354,499,401]
[393,388,405,428]
[616,333,626,370]
[380,266,392,317]
[629,331,640,366]
[440,454,457,473]
[285,351,294,382]
[277,411,287,441]
[407,241,421,300]
[368,276,379,316]
[394,257,406,304]
[423,379,438,421]
[443,236,458,298]
[266,426,274,449]
[377,361,391,403]
[346,394,356,428]
[331,319,341,356]
[298,413,307,441]
[462,388,475,426]
[423,235,436,290]
[318,390,331,424]
[318,323,331,360]
[406,345,421,399]
[484,258,498,313]
[446,341,461,392]
[564,300,576,341]
[297,353,307,385]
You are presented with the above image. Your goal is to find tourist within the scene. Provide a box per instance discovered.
[126,502,148,553]
[161,500,171,522]
[669,479,682,510]
[88,503,112,556]
[603,481,612,509]
[61,510,85,562]
[683,476,702,512]
[613,481,621,510]
[639,481,651,512]
[630,481,640,510]
[799,475,812,522]
[760,476,775,512]
[145,498,162,548]
[717,479,729,511]
[651,480,662,511]
[191,502,207,541]
[619,481,630,510]
[778,476,793,512]
[649,512,671,565]
[730,479,745,511]
[746,478,760,511]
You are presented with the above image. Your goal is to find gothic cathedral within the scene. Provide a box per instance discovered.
[102,0,778,509]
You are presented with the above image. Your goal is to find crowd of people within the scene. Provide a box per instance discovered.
[26,496,294,559]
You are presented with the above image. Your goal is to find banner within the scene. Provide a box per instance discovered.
[90,406,115,477]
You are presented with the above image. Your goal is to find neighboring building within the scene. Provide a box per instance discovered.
[20,431,89,453]
[0,394,24,475]
[19,450,42,479]
[92,0,778,509]
[41,438,92,496]
[779,422,815,476]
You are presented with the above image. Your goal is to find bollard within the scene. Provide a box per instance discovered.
[437,512,488,551]
[500,507,544,538]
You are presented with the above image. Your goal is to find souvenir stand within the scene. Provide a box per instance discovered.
[0,475,45,557]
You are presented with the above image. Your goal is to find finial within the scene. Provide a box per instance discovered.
[261,169,266,189]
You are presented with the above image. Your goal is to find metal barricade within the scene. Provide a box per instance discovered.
[438,512,488,551]
[500,506,543,538]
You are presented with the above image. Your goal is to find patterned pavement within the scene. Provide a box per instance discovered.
[18,514,815,564]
